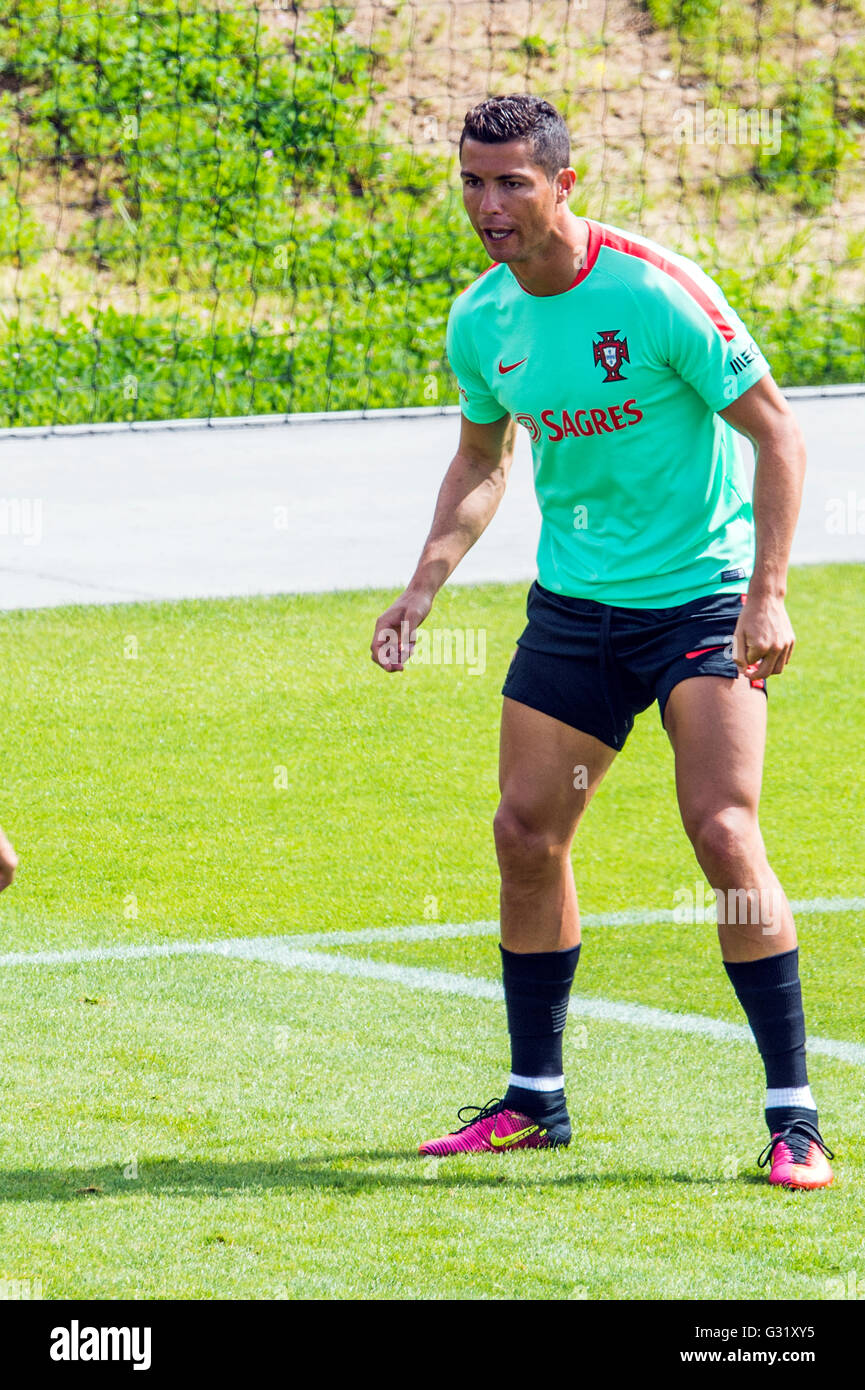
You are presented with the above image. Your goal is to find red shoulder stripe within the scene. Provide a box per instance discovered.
[597,226,737,342]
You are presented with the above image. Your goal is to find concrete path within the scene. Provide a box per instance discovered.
[0,390,861,610]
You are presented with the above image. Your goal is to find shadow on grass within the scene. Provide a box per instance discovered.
[0,1151,738,1202]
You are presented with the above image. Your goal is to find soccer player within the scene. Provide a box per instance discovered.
[370,94,833,1189]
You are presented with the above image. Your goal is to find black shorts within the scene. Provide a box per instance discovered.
[501,581,767,751]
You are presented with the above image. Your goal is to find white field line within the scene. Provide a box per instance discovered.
[225,942,865,1067]
[0,893,861,969]
[1,901,864,1066]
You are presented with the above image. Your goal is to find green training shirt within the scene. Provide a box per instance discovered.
[445,218,771,607]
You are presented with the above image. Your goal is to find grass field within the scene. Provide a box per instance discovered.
[0,563,862,1300]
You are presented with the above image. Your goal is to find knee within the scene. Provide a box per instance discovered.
[686,804,758,873]
[493,802,569,878]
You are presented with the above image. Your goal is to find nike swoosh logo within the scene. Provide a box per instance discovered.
[498,357,527,374]
[685,644,726,659]
[489,1123,541,1148]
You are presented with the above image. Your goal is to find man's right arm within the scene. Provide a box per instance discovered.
[370,411,515,672]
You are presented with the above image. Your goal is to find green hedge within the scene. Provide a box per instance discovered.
[0,0,861,427]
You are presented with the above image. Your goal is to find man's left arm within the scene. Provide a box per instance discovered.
[719,374,807,681]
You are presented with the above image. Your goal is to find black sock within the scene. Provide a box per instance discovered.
[723,948,817,1140]
[500,943,580,1123]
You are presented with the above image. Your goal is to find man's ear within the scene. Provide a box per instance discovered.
[555,167,577,202]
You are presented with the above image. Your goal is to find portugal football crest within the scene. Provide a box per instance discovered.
[514,412,541,442]
[593,330,629,383]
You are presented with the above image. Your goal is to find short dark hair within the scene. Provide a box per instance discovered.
[459,94,570,183]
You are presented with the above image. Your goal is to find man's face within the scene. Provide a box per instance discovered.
[459,136,565,261]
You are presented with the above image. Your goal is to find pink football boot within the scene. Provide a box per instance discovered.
[758,1120,834,1189]
[419,1098,570,1156]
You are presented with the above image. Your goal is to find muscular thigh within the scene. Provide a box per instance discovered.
[499,696,617,841]
[664,674,768,829]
